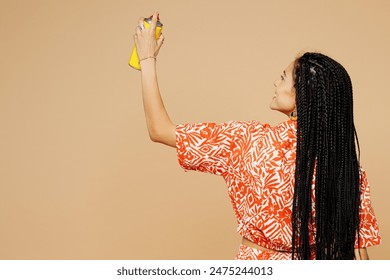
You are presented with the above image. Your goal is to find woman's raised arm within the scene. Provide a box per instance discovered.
[133,12,176,148]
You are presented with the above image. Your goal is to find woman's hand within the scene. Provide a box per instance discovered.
[133,11,165,61]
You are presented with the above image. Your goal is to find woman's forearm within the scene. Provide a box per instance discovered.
[140,59,176,147]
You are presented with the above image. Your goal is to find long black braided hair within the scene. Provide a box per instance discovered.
[291,52,361,259]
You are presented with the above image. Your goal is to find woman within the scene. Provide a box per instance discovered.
[132,12,381,260]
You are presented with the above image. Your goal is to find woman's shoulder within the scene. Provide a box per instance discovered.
[177,119,296,139]
[226,119,296,133]
[220,120,269,134]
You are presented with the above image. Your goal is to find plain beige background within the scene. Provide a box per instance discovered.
[0,0,388,259]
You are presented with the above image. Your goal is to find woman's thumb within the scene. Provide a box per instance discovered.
[157,33,165,48]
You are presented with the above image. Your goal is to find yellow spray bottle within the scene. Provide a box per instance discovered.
[129,15,163,70]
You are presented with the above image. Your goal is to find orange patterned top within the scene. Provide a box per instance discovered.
[176,119,381,251]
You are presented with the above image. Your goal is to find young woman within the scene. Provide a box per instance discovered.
[132,12,381,260]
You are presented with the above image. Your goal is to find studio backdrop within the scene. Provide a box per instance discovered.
[0,0,388,259]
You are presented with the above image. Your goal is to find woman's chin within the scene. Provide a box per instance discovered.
[269,103,277,110]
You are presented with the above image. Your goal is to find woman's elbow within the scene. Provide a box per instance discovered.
[148,127,160,142]
[148,125,176,148]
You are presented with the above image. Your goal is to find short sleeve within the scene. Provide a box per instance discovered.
[176,121,242,176]
[355,166,382,248]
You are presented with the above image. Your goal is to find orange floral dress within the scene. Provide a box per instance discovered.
[175,119,381,260]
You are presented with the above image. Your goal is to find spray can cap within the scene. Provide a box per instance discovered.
[144,15,163,27]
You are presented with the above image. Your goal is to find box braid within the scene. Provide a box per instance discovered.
[291,52,361,259]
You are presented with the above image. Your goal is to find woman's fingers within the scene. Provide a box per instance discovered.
[135,25,142,36]
[149,11,158,31]
[157,33,164,48]
[138,17,145,30]
[154,33,164,56]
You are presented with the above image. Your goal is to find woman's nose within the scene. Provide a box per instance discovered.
[273,80,277,87]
